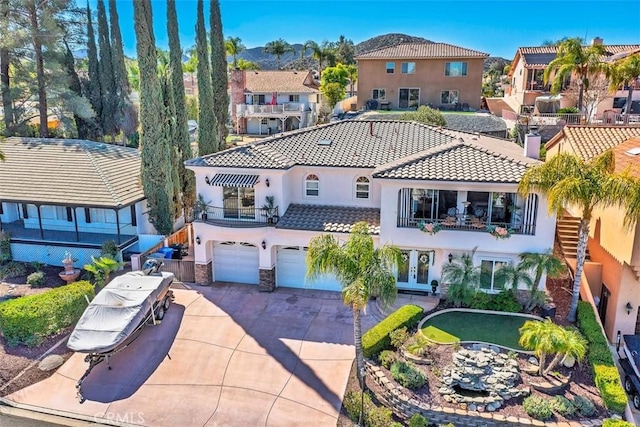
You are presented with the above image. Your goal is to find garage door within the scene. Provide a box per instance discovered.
[276,246,342,291]
[213,242,259,284]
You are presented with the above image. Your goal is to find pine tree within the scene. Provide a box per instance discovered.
[209,0,229,145]
[97,0,117,141]
[195,0,217,155]
[25,0,49,137]
[133,0,175,235]
[108,0,130,144]
[0,0,13,135]
[167,0,196,218]
[62,41,92,139]
[85,4,103,139]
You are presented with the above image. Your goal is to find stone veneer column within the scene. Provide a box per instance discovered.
[194,261,212,286]
[229,68,246,133]
[259,267,275,292]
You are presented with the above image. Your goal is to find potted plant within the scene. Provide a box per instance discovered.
[430,279,439,295]
[486,224,514,239]
[262,196,276,223]
[418,220,441,235]
[196,193,210,220]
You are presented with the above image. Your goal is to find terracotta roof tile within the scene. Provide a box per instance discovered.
[545,125,640,161]
[356,42,488,59]
[613,137,640,178]
[518,45,640,67]
[244,70,319,93]
[276,204,380,234]
[0,137,144,207]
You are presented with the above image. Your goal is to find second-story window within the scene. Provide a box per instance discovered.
[386,62,395,74]
[252,94,265,105]
[401,62,415,74]
[355,177,370,199]
[445,61,468,77]
[289,94,300,102]
[372,89,386,100]
[305,174,319,197]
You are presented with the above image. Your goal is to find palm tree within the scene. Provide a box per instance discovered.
[519,251,565,312]
[442,250,480,307]
[311,41,336,75]
[225,36,245,69]
[301,39,316,59]
[544,327,587,375]
[235,58,260,71]
[518,151,640,322]
[306,221,401,388]
[263,38,295,69]
[543,37,606,112]
[495,262,533,292]
[182,46,198,89]
[607,53,640,116]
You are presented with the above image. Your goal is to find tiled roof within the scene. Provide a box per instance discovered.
[356,42,488,59]
[244,70,319,93]
[0,137,145,207]
[545,126,640,161]
[372,140,531,183]
[517,45,640,67]
[613,137,640,179]
[187,120,538,183]
[276,204,380,234]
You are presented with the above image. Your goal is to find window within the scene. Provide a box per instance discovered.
[252,94,265,105]
[386,62,395,74]
[89,208,117,223]
[445,62,468,77]
[305,174,319,197]
[223,187,255,219]
[130,205,137,227]
[480,260,508,292]
[372,89,386,100]
[440,90,459,104]
[289,94,300,103]
[261,118,268,125]
[355,177,370,199]
[401,62,415,74]
[399,88,419,108]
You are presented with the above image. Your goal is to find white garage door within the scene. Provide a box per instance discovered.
[213,242,259,284]
[276,246,342,291]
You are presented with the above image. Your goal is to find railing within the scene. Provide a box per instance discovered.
[194,205,279,227]
[593,112,640,125]
[518,113,582,125]
[397,215,535,236]
[236,103,314,115]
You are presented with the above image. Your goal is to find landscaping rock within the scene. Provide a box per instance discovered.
[528,356,539,366]
[38,354,64,372]
[562,355,576,368]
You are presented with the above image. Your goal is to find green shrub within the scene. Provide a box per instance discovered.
[491,289,522,312]
[389,326,409,348]
[0,230,11,263]
[602,419,635,427]
[342,390,371,422]
[399,105,446,127]
[0,261,25,279]
[378,350,397,369]
[26,271,45,287]
[469,290,492,310]
[550,395,575,417]
[30,261,44,272]
[577,301,626,414]
[523,395,553,420]
[572,395,596,417]
[362,304,424,358]
[408,413,428,427]
[390,361,426,389]
[0,280,95,346]
[100,240,119,258]
[365,405,394,427]
[558,107,580,114]
[406,333,433,357]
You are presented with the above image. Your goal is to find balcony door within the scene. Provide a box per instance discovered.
[397,249,431,289]
[223,186,255,219]
[399,88,420,109]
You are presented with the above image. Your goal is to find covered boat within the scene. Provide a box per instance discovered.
[617,333,640,409]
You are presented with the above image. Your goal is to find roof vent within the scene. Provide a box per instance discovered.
[457,137,465,143]
[626,147,640,156]
[317,139,332,146]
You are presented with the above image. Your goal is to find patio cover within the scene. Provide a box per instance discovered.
[209,173,259,188]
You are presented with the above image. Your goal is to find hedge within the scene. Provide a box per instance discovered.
[602,419,635,427]
[0,280,95,346]
[362,304,424,358]
[576,301,627,414]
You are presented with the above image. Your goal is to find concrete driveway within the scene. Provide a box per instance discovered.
[5,284,366,427]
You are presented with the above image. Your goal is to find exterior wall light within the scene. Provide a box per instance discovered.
[448,253,453,263]
[626,302,634,315]
[205,176,211,185]
[196,236,201,245]
[265,178,270,187]
[261,240,266,250]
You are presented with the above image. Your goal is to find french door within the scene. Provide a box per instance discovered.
[397,249,431,289]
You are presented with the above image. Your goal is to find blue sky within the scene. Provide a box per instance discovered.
[94,0,640,59]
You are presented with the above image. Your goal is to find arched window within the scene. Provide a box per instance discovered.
[305,174,319,197]
[355,177,370,199]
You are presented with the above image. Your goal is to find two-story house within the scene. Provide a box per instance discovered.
[229,69,321,136]
[503,38,640,116]
[185,120,556,295]
[545,126,640,340]
[355,42,488,111]
[0,137,167,266]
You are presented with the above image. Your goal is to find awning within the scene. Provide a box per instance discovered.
[209,173,259,188]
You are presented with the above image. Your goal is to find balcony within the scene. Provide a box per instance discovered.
[194,205,279,228]
[518,112,640,126]
[236,103,315,117]
[1,219,137,246]
[397,215,535,236]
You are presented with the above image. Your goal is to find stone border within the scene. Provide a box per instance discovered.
[418,308,544,354]
[365,360,606,427]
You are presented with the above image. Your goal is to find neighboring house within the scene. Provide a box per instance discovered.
[503,38,640,116]
[545,126,640,340]
[0,137,164,267]
[185,120,556,296]
[229,70,321,135]
[355,42,488,111]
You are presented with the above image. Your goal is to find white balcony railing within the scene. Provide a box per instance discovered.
[236,103,316,116]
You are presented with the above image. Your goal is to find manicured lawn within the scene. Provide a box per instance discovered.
[421,311,535,351]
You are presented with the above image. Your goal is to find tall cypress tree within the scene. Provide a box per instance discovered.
[97,0,117,141]
[133,0,175,235]
[195,0,217,155]
[85,4,103,140]
[209,0,228,145]
[167,0,196,218]
[62,41,92,139]
[161,69,182,220]
[108,0,130,144]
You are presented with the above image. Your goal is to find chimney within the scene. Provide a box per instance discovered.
[524,132,542,159]
[591,37,603,46]
[230,69,246,131]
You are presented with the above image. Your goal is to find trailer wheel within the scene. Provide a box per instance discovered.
[156,306,166,321]
[624,376,634,394]
[163,296,171,310]
[634,393,640,410]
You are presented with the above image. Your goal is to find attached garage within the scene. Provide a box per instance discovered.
[276,246,342,291]
[213,241,259,284]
